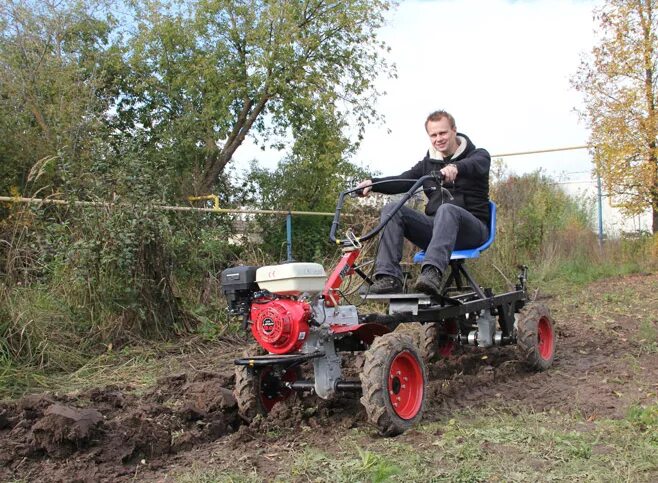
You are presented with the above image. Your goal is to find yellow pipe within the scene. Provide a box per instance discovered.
[0,196,335,216]
[187,195,220,211]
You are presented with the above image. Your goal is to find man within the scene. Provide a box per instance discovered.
[356,110,490,296]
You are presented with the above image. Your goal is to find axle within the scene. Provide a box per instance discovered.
[287,379,362,392]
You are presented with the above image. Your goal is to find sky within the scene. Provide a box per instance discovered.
[233,0,650,231]
[235,0,601,180]
[354,0,599,179]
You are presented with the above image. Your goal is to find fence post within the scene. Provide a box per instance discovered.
[597,172,604,247]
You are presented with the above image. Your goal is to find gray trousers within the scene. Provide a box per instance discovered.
[375,202,489,281]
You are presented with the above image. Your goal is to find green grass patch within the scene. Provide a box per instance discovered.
[173,408,658,482]
[543,258,644,287]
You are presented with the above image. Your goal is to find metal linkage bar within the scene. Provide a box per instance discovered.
[360,290,525,325]
[234,351,325,367]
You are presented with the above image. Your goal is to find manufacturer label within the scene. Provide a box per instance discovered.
[262,317,275,334]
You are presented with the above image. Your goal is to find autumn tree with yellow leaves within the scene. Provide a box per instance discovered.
[573,0,658,233]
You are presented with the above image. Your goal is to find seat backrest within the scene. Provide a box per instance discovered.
[450,201,496,259]
[413,201,497,262]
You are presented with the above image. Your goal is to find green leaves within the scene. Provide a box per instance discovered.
[572,0,658,230]
[119,0,394,193]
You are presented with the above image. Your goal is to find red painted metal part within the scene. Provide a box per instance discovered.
[438,319,459,358]
[322,249,360,307]
[250,299,310,354]
[537,316,555,360]
[388,350,424,420]
[258,366,298,412]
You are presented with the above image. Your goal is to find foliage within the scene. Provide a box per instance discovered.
[0,0,124,198]
[245,109,371,262]
[471,170,596,289]
[572,0,658,232]
[117,0,395,194]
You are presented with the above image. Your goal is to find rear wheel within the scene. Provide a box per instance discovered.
[421,319,459,361]
[516,304,556,370]
[360,332,427,436]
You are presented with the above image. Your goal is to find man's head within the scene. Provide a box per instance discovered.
[425,110,459,157]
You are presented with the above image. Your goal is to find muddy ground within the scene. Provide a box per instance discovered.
[1,273,657,482]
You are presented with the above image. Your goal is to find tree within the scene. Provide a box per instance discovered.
[117,0,394,195]
[572,0,658,233]
[0,0,123,198]
[245,108,370,262]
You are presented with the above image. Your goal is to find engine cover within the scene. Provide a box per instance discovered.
[250,299,311,354]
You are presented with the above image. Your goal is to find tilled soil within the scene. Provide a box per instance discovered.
[1,273,657,482]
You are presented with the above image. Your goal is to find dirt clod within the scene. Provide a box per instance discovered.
[30,404,103,458]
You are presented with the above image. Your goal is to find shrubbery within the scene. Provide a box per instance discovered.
[3,162,657,397]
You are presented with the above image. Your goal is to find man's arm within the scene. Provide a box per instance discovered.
[453,149,490,178]
[356,160,426,196]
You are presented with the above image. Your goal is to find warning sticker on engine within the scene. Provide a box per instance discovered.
[298,331,306,340]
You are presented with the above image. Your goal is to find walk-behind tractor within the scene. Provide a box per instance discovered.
[221,174,556,435]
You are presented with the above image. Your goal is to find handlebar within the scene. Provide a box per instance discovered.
[329,173,447,246]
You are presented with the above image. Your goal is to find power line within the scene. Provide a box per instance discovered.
[491,145,591,158]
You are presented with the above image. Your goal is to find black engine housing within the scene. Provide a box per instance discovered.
[221,266,259,316]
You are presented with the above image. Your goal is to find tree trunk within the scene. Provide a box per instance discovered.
[198,93,270,194]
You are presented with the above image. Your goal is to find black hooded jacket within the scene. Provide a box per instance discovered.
[371,133,491,225]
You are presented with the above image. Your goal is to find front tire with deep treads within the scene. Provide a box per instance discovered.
[234,344,299,422]
[360,332,427,436]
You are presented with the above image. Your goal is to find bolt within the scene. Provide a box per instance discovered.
[403,377,408,381]
[401,384,406,389]
[389,390,394,395]
[396,370,401,375]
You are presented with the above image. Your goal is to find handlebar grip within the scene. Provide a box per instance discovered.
[350,188,364,198]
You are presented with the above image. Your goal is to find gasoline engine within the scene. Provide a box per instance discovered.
[220,263,328,355]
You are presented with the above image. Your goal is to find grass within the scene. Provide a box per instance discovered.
[0,337,232,400]
[172,406,658,482]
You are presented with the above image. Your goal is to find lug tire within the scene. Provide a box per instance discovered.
[393,322,423,349]
[421,319,459,361]
[360,332,427,436]
[234,345,299,422]
[516,303,556,371]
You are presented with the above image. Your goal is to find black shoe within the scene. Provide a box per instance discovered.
[414,265,443,296]
[369,275,403,294]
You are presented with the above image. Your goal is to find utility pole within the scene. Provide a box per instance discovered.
[286,211,293,262]
[597,172,604,247]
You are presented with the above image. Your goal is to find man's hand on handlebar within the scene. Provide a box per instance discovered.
[355,179,373,197]
[440,164,458,183]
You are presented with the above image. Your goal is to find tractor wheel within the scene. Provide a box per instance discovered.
[393,322,423,349]
[421,319,459,361]
[516,303,556,371]
[360,332,427,436]
[234,346,299,422]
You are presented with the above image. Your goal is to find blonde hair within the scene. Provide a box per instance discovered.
[425,110,456,131]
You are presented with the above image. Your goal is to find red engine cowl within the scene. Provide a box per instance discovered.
[250,299,311,354]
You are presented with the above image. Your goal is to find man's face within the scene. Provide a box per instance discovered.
[426,117,458,157]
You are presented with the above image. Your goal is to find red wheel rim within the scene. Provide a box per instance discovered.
[438,339,455,357]
[388,350,423,419]
[259,367,297,412]
[537,316,554,360]
[438,320,458,357]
